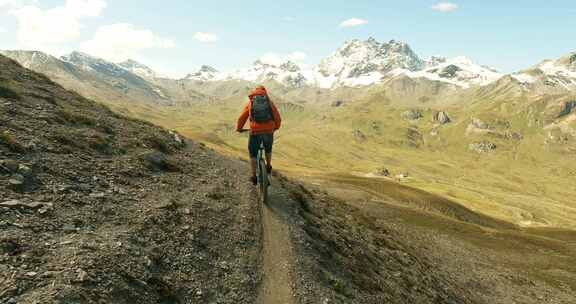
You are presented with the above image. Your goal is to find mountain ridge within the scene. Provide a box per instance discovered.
[2,38,575,111]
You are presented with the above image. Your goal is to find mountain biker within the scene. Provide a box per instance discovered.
[236,85,282,185]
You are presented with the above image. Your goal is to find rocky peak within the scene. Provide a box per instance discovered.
[317,37,424,87]
[279,61,300,72]
[185,65,220,81]
[119,59,157,79]
[62,51,128,77]
[425,56,448,68]
[253,60,275,69]
[0,50,58,69]
[556,52,576,71]
[198,65,218,73]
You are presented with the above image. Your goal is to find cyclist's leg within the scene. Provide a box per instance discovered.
[248,134,259,183]
[262,133,274,172]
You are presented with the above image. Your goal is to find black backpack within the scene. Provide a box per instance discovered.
[250,95,273,123]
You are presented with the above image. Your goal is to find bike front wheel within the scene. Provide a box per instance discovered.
[258,157,269,204]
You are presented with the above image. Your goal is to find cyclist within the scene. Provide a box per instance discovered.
[236,85,282,185]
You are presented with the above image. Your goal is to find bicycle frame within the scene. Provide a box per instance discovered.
[239,129,269,204]
[256,142,269,204]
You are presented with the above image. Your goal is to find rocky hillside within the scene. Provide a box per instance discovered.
[0,54,263,303]
[512,51,576,93]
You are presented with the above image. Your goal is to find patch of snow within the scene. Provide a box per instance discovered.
[152,87,167,99]
[511,73,536,84]
[392,56,502,88]
[119,59,157,79]
[538,59,576,79]
[341,72,384,87]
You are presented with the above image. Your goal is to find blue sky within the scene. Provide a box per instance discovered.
[0,0,574,77]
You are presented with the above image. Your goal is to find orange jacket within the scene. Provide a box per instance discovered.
[236,87,281,134]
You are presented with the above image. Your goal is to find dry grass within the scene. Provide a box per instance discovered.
[0,131,25,153]
[56,108,99,126]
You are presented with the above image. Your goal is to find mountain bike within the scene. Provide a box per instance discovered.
[239,129,270,204]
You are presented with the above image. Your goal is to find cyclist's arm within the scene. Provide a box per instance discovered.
[270,102,281,130]
[236,102,250,132]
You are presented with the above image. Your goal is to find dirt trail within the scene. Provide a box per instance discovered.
[257,180,296,304]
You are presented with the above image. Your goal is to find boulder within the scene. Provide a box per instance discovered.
[0,160,19,173]
[559,101,576,118]
[331,100,345,107]
[169,130,185,147]
[395,173,410,181]
[471,118,489,130]
[401,109,423,121]
[434,111,451,124]
[7,164,39,192]
[469,141,497,153]
[140,151,180,172]
[377,168,390,177]
[353,130,366,142]
[466,118,492,136]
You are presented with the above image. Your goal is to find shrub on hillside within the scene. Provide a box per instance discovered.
[146,135,172,154]
[55,108,98,126]
[53,129,116,155]
[0,131,25,153]
[0,84,21,100]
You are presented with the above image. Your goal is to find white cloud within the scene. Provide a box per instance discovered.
[193,32,219,43]
[0,27,6,33]
[431,2,459,12]
[80,23,175,62]
[0,0,26,10]
[259,51,307,66]
[9,0,107,52]
[339,18,368,28]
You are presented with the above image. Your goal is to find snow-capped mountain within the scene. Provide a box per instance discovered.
[396,56,503,88]
[183,38,503,89]
[119,59,157,79]
[223,60,310,88]
[189,60,312,88]
[61,51,132,78]
[512,52,576,90]
[185,65,220,82]
[314,38,424,88]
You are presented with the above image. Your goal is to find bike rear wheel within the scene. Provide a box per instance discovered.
[258,157,269,204]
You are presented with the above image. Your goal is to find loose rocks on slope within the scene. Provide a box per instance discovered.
[0,54,262,304]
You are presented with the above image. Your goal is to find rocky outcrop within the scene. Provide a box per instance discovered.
[401,109,423,121]
[466,118,492,136]
[434,111,451,124]
[469,141,497,153]
[559,100,576,118]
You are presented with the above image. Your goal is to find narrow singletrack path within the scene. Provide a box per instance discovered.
[256,180,296,304]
